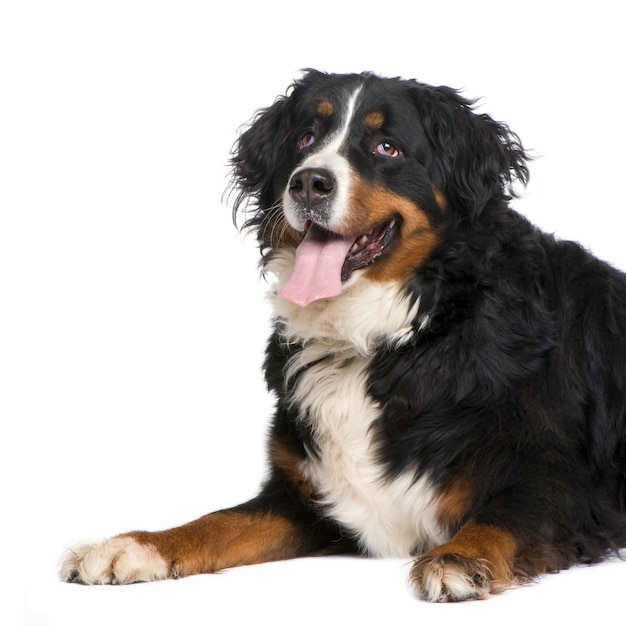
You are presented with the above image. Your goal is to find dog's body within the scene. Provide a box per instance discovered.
[61,71,626,601]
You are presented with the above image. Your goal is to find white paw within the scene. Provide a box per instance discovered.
[60,536,169,585]
[410,554,492,602]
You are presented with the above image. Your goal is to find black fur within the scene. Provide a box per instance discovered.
[232,70,626,589]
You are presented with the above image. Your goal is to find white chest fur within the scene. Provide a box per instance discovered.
[291,346,447,557]
[268,256,447,557]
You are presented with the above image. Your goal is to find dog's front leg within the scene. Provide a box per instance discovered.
[60,501,316,585]
[60,436,353,585]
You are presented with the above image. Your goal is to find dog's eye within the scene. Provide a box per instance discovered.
[297,132,316,150]
[374,142,401,158]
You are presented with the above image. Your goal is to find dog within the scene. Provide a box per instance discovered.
[60,70,626,602]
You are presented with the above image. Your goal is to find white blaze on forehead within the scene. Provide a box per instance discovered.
[283,87,363,232]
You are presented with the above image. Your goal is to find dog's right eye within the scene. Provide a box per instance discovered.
[297,132,316,150]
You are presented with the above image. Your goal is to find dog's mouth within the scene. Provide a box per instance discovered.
[279,218,398,307]
[342,219,398,280]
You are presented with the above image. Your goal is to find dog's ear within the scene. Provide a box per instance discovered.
[413,85,530,217]
[231,96,295,229]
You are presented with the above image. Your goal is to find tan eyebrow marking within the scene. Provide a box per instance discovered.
[316,99,334,118]
[364,110,385,131]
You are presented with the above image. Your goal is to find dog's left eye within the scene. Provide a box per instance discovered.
[297,132,316,150]
[375,142,401,158]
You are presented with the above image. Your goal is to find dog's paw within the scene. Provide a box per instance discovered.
[60,536,169,585]
[410,553,493,602]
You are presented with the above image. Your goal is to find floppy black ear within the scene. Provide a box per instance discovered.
[231,96,295,230]
[413,85,530,216]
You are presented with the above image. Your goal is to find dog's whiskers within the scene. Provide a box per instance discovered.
[261,202,291,248]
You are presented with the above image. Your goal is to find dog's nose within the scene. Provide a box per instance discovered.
[288,168,335,214]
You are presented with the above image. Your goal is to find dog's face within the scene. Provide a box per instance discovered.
[232,71,528,307]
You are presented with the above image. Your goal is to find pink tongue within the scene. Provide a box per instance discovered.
[279,225,356,307]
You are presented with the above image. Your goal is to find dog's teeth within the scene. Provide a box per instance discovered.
[349,234,371,255]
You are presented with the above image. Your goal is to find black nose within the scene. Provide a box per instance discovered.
[288,168,335,216]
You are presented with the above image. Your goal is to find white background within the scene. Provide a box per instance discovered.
[3,1,625,624]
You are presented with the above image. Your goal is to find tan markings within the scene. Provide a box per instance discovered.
[427,520,518,593]
[269,438,316,500]
[124,510,308,578]
[342,179,441,282]
[410,520,519,601]
[364,110,385,131]
[316,99,334,118]
[433,187,448,212]
[429,521,517,565]
[436,475,473,530]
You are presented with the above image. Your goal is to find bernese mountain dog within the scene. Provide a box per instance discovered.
[61,70,626,602]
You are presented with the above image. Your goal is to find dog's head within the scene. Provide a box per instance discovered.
[231,70,529,307]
